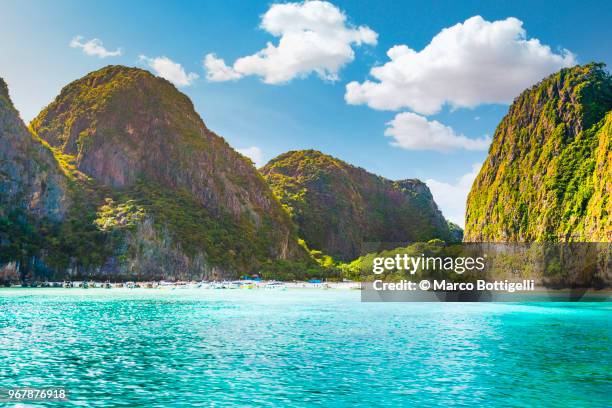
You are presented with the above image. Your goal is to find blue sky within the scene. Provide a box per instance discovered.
[1,0,610,226]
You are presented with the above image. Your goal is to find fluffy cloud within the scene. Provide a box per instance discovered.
[236,146,264,167]
[204,54,243,82]
[346,16,576,114]
[139,56,199,87]
[204,0,377,84]
[426,163,482,227]
[70,36,122,58]
[384,112,490,152]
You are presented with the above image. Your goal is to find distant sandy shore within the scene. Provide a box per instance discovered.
[0,280,363,290]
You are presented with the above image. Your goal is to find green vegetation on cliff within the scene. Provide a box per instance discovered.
[261,150,455,261]
[1,100,122,281]
[1,66,320,281]
[465,63,612,242]
[1,77,89,281]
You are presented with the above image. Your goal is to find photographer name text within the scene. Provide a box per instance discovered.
[373,279,535,293]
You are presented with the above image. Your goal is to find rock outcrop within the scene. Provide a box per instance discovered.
[0,78,69,221]
[465,63,612,242]
[0,77,71,282]
[261,150,454,261]
[1,66,311,281]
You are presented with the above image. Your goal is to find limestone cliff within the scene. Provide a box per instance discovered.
[261,150,454,261]
[0,78,68,220]
[465,63,612,242]
[1,66,312,281]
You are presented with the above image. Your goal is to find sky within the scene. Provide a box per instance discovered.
[1,0,611,226]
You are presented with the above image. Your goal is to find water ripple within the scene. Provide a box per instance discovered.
[0,289,610,407]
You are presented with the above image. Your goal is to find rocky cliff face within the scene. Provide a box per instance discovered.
[0,77,71,282]
[465,64,612,242]
[0,65,311,281]
[0,78,69,221]
[31,66,284,218]
[261,150,453,261]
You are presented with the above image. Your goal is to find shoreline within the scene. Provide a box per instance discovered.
[1,281,610,294]
[0,280,363,290]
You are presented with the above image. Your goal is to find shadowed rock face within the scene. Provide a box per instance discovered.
[0,78,69,221]
[26,65,309,278]
[465,63,612,242]
[261,150,453,261]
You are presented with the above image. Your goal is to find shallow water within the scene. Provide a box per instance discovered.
[0,288,610,407]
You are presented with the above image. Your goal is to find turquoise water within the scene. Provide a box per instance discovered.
[0,289,610,407]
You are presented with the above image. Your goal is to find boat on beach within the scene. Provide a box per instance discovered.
[227,281,243,289]
[6,278,363,291]
[157,281,175,290]
[265,281,287,290]
[211,281,227,289]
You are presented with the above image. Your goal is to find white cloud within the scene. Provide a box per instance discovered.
[426,163,482,227]
[237,146,264,167]
[70,36,122,58]
[345,16,576,114]
[204,54,243,81]
[204,0,377,84]
[139,55,199,87]
[385,112,491,152]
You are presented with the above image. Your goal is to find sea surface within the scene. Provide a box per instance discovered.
[0,288,610,407]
